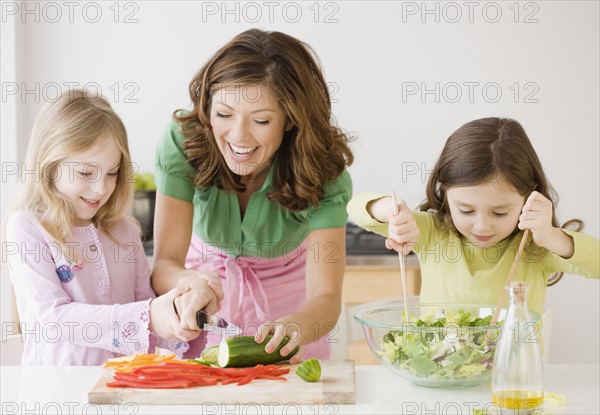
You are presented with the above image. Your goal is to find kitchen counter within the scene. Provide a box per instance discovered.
[1,364,597,414]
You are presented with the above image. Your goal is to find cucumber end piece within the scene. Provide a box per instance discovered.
[295,358,322,382]
[217,341,229,367]
[200,345,219,365]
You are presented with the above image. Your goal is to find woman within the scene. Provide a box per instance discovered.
[151,29,354,360]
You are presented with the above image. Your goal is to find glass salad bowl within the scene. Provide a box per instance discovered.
[354,299,540,388]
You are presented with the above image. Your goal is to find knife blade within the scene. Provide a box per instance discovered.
[196,310,242,335]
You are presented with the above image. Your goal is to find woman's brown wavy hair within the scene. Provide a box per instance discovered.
[418,117,559,232]
[175,29,353,211]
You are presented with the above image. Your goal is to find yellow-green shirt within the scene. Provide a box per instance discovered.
[348,192,600,317]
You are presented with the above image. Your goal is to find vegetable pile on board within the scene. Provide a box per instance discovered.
[103,336,301,389]
[106,362,291,389]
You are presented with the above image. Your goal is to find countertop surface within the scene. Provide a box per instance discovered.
[1,364,598,414]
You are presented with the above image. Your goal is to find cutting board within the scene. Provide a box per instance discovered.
[88,360,355,405]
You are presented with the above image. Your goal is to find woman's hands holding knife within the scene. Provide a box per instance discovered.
[173,270,224,328]
[151,270,224,342]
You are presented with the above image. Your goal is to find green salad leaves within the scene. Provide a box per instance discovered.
[379,309,502,382]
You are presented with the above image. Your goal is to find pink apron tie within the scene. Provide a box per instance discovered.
[224,256,270,325]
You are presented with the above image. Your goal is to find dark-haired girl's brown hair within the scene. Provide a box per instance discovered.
[175,29,353,211]
[418,117,559,231]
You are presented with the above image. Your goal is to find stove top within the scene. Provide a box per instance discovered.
[346,222,395,256]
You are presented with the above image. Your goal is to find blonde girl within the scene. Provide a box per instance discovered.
[4,90,198,365]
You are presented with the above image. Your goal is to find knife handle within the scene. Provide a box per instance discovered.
[196,310,208,328]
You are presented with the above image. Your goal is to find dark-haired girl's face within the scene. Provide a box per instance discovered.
[210,83,288,185]
[446,175,526,246]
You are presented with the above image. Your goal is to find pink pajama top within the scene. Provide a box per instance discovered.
[5,211,188,365]
[156,120,352,359]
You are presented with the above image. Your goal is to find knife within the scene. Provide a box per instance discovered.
[196,310,242,336]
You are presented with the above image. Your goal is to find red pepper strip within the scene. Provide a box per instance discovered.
[122,372,166,379]
[107,379,193,389]
[196,366,250,376]
[133,369,204,377]
[116,371,220,386]
[243,365,271,375]
[234,364,276,373]
[108,363,292,389]
[120,368,227,385]
[224,365,290,385]
[164,373,219,385]
[114,373,218,388]
[237,370,289,385]
[113,375,171,384]
[255,375,288,381]
[151,363,243,377]
[134,365,208,374]
[219,376,243,385]
[236,365,276,386]
[132,367,176,374]
[263,368,290,376]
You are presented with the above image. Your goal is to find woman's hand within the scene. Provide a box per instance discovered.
[518,191,574,258]
[172,270,224,331]
[255,318,305,364]
[149,286,201,342]
[385,198,419,256]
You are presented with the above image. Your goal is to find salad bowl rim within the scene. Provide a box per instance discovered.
[353,302,541,330]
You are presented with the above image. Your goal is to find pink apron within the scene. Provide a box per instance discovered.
[185,234,330,360]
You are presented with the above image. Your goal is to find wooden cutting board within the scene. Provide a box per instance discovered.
[88,360,355,405]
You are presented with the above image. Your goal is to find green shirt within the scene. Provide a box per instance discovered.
[155,121,352,259]
[348,192,600,316]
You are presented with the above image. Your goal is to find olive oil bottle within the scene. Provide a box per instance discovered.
[492,282,544,414]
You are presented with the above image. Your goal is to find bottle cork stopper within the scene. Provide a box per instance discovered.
[510,281,528,288]
[509,281,529,304]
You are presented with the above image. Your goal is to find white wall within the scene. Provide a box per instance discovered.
[1,3,19,334]
[1,1,598,363]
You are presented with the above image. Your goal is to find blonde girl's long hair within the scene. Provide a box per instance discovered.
[9,89,134,258]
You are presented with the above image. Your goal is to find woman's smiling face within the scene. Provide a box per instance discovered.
[210,84,289,182]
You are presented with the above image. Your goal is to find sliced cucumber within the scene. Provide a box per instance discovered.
[200,345,219,365]
[296,358,322,382]
[217,335,298,367]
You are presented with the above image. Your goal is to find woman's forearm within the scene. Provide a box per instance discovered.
[286,294,342,346]
[150,258,187,295]
[151,192,196,295]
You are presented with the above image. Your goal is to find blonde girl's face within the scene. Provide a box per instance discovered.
[446,175,526,246]
[210,84,289,182]
[53,137,121,226]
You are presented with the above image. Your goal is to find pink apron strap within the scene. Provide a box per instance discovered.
[224,256,271,323]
